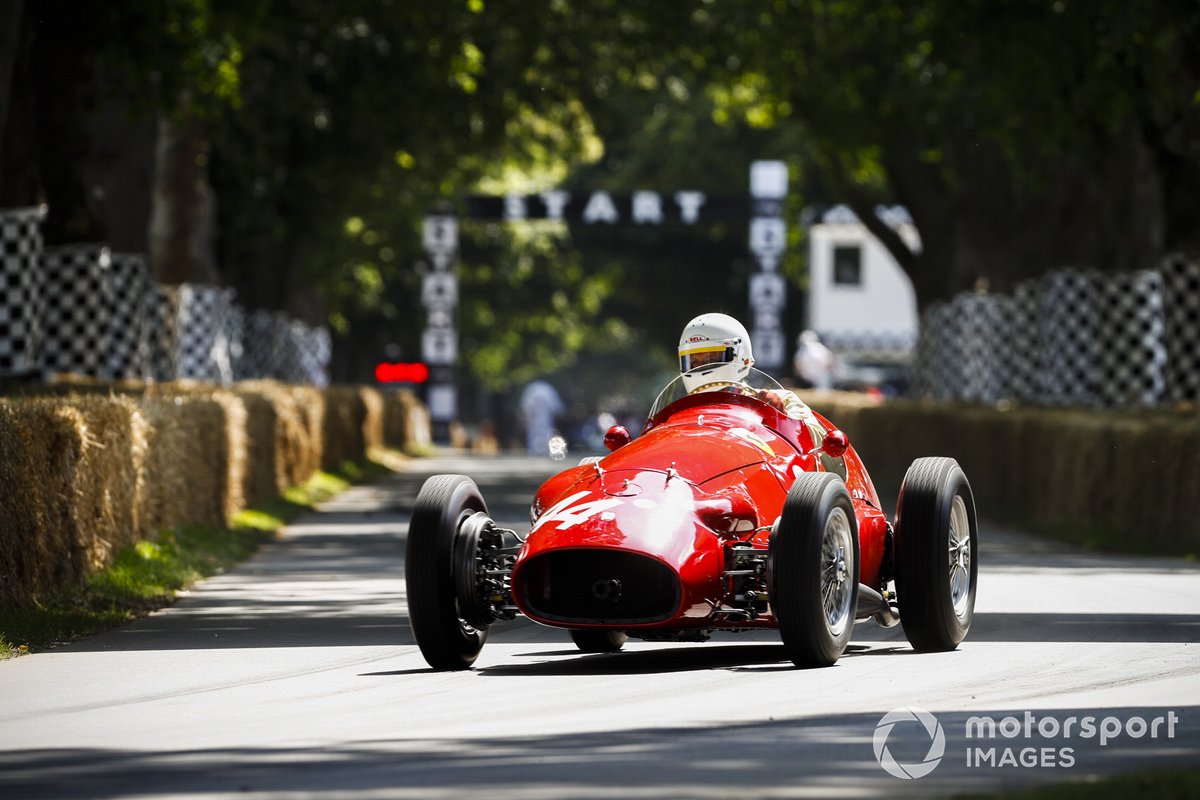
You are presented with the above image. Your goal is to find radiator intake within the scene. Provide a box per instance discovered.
[521,549,680,624]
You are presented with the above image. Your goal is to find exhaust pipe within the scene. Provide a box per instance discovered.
[856,584,900,628]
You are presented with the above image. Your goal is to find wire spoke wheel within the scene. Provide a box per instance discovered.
[894,458,979,652]
[820,508,853,637]
[406,475,494,670]
[770,472,859,668]
[947,494,973,619]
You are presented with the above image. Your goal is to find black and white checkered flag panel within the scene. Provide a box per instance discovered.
[0,223,331,385]
[1162,255,1200,404]
[240,308,286,380]
[282,321,331,387]
[107,253,151,380]
[178,284,235,382]
[147,284,181,382]
[0,206,46,377]
[914,265,1190,408]
[40,245,112,379]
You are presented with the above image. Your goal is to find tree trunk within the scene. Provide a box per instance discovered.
[0,7,37,208]
[149,109,219,284]
[30,0,104,244]
[0,0,24,175]
[862,123,1170,311]
[82,95,157,254]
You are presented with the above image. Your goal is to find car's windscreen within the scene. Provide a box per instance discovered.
[648,367,787,420]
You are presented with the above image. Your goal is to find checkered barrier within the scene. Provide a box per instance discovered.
[915,264,1189,408]
[40,245,112,379]
[107,254,151,379]
[817,330,916,360]
[0,206,46,377]
[224,304,245,379]
[279,320,331,386]
[0,211,330,385]
[146,284,182,382]
[237,309,285,380]
[283,319,329,385]
[178,284,235,382]
[913,294,1019,405]
[1162,255,1200,403]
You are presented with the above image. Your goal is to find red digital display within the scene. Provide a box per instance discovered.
[374,362,429,384]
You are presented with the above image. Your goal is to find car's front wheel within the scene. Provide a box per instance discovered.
[894,457,978,651]
[770,472,859,668]
[406,474,493,670]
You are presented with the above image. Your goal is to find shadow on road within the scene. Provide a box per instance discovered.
[2,706,1195,799]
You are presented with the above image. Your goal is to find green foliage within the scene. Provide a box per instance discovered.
[0,525,273,658]
[704,0,1200,296]
[459,222,630,391]
[22,0,1198,376]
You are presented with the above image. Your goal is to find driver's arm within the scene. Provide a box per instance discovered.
[756,388,808,420]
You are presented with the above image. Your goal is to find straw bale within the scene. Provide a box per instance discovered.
[382,390,431,452]
[0,379,422,608]
[381,391,408,450]
[361,388,385,453]
[381,391,434,453]
[58,395,146,572]
[0,400,85,606]
[225,387,282,505]
[287,385,325,483]
[320,386,366,469]
[210,390,248,522]
[137,395,230,535]
[233,381,322,490]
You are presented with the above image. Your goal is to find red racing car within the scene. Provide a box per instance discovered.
[406,369,978,670]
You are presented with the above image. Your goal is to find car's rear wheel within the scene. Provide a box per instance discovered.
[406,474,492,670]
[770,472,859,667]
[894,457,978,651]
[569,629,628,653]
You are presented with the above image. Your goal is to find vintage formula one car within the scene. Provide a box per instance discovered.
[406,368,978,670]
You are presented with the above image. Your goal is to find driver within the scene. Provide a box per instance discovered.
[678,312,808,420]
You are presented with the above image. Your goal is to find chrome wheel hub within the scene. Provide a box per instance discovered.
[947,494,972,618]
[821,507,853,637]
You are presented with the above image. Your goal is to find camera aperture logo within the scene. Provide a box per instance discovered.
[873,706,946,779]
[873,708,1182,779]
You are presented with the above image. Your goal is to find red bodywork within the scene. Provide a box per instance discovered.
[509,391,889,632]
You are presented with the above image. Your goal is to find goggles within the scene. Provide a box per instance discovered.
[680,345,735,373]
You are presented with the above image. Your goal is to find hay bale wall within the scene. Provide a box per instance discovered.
[0,381,428,609]
[320,386,385,470]
[382,389,430,452]
[802,392,1200,554]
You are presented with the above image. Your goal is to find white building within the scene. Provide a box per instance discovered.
[804,204,920,362]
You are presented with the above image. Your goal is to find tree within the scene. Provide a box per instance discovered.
[703,0,1200,308]
[0,0,247,257]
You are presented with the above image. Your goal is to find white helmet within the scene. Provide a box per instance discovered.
[678,313,754,393]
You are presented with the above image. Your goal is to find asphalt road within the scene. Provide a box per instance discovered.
[2,451,1198,799]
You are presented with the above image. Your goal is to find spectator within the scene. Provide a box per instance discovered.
[520,379,565,455]
[793,330,837,390]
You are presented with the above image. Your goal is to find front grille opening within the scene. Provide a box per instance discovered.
[521,549,680,624]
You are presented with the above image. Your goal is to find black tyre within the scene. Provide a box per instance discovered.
[406,474,492,670]
[569,629,628,653]
[894,457,978,651]
[769,472,859,668]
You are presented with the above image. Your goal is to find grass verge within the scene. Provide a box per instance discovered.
[0,455,398,659]
[958,768,1200,799]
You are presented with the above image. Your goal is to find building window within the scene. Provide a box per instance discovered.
[832,245,862,286]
